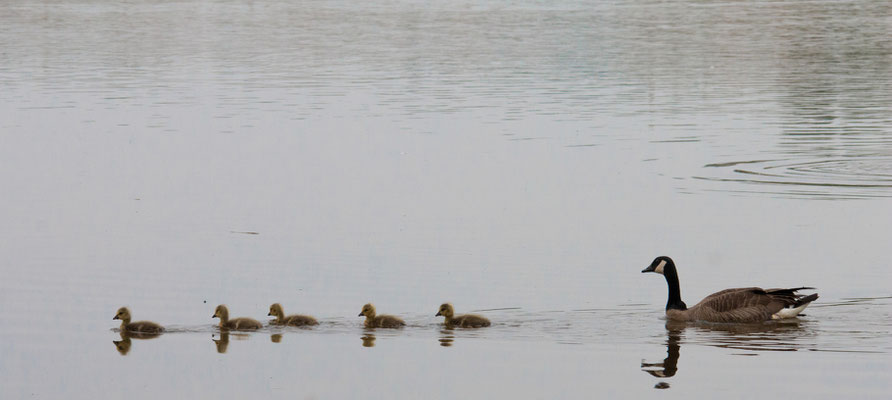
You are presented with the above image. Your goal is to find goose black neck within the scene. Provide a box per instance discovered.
[663,263,687,311]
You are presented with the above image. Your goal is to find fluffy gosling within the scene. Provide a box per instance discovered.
[358,303,405,328]
[268,303,318,326]
[113,307,164,333]
[436,303,491,328]
[213,304,262,330]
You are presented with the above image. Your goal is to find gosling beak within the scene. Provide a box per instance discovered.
[435,311,442,316]
[358,312,364,317]
[212,314,216,317]
[267,312,273,316]
[113,316,119,320]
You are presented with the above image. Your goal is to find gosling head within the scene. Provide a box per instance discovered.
[113,307,131,322]
[358,303,376,317]
[435,303,454,318]
[213,305,229,319]
[642,256,674,275]
[268,303,283,317]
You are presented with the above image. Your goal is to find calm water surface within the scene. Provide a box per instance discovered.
[1,0,891,399]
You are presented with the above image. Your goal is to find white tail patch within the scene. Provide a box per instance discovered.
[772,302,812,319]
[655,260,667,275]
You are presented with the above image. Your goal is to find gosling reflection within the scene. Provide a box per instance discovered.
[212,330,251,353]
[213,331,229,353]
[438,329,455,347]
[112,331,160,356]
[271,333,282,343]
[113,333,133,355]
[360,332,376,347]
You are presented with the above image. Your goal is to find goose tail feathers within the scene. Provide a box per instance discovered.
[772,291,819,320]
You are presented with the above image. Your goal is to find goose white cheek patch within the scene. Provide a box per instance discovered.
[655,260,667,274]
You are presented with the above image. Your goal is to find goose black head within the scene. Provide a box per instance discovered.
[642,256,674,275]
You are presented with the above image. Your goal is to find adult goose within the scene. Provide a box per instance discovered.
[642,256,818,323]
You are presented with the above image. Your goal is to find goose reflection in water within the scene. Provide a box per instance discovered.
[271,333,283,343]
[641,323,682,389]
[438,329,455,347]
[213,331,229,353]
[642,319,809,389]
[113,330,161,356]
[360,332,376,347]
[212,330,251,354]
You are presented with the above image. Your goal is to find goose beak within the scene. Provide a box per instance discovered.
[113,316,119,320]
[435,311,442,316]
[643,259,667,274]
[267,312,273,316]
[358,312,363,317]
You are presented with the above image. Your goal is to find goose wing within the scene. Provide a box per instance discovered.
[690,287,786,323]
[763,287,816,306]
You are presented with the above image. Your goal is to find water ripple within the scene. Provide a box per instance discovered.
[696,156,892,199]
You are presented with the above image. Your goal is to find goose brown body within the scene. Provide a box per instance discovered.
[358,303,405,328]
[268,303,318,326]
[436,303,491,328]
[213,304,262,330]
[113,307,164,334]
[642,256,819,323]
[665,287,818,323]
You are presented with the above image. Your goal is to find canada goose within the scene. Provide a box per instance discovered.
[358,303,405,328]
[267,303,318,326]
[212,305,262,330]
[113,307,164,333]
[642,256,819,323]
[436,303,491,328]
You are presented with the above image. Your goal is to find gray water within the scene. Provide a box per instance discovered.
[1,0,891,398]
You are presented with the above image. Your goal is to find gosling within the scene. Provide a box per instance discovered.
[358,303,405,328]
[268,303,318,327]
[113,307,164,333]
[213,304,262,330]
[436,303,491,328]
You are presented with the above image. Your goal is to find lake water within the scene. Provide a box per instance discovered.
[1,0,891,398]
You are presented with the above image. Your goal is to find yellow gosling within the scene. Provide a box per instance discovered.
[358,303,405,328]
[213,304,262,330]
[268,303,318,327]
[113,307,164,333]
[436,303,491,328]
